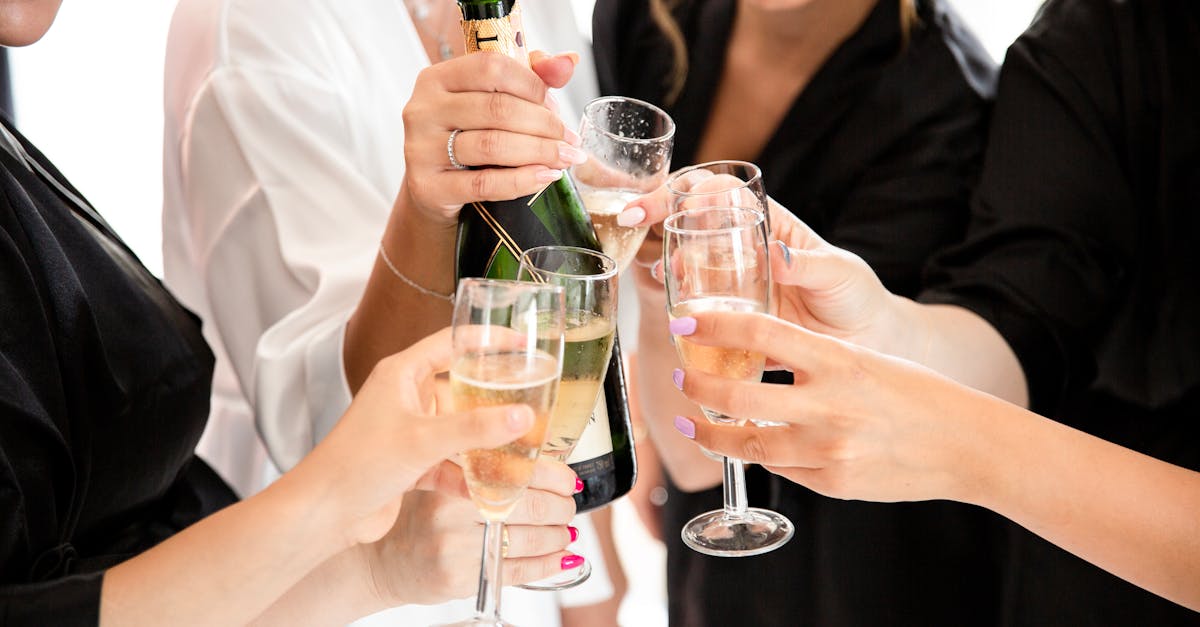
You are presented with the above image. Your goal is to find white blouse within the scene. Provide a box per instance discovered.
[161,0,609,623]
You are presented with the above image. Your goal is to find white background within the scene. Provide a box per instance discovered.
[9,1,1044,624]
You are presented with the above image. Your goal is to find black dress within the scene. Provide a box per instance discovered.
[922,0,1200,623]
[0,121,236,625]
[595,1,1004,625]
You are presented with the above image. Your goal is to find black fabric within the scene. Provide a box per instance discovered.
[0,121,236,624]
[921,0,1200,623]
[596,1,1004,625]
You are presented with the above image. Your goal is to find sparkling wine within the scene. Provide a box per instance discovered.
[670,296,766,425]
[542,310,615,459]
[451,351,559,520]
[578,187,647,271]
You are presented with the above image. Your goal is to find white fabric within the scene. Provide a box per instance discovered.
[162,0,609,622]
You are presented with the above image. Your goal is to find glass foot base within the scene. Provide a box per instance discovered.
[435,620,515,627]
[516,560,591,591]
[681,507,794,557]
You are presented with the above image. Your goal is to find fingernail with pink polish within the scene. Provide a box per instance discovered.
[574,477,584,494]
[672,368,685,390]
[568,526,579,542]
[617,206,646,227]
[674,415,696,439]
[561,554,585,570]
[669,316,697,336]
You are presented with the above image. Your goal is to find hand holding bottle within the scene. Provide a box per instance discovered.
[397,50,588,226]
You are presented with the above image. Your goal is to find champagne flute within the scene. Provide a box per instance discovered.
[667,160,785,429]
[573,96,675,271]
[515,246,618,591]
[662,206,795,557]
[667,159,769,218]
[442,278,565,627]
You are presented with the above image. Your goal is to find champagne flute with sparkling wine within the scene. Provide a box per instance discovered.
[516,246,618,591]
[573,96,675,271]
[663,206,795,557]
[667,160,784,428]
[442,279,565,627]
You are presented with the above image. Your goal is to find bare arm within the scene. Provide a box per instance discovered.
[674,311,1200,612]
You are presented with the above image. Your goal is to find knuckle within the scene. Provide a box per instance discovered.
[523,491,551,523]
[478,129,502,160]
[470,170,493,199]
[741,433,769,464]
[487,92,512,122]
[479,53,506,83]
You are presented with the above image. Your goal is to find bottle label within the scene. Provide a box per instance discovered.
[460,1,528,63]
[566,390,615,472]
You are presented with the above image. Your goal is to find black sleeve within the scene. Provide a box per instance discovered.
[591,0,629,96]
[826,86,987,298]
[919,1,1136,415]
[0,204,103,626]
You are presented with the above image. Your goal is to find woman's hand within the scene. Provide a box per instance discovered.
[667,311,996,504]
[364,458,581,606]
[621,179,914,359]
[295,327,540,547]
[398,51,587,226]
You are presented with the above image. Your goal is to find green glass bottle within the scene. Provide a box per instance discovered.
[454,0,636,513]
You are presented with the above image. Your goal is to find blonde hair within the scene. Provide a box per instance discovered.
[650,0,921,107]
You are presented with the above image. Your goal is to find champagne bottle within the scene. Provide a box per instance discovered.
[454,0,636,513]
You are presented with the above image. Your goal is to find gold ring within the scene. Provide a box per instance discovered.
[500,526,510,558]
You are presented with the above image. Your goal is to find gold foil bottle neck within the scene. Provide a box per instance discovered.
[461,1,528,63]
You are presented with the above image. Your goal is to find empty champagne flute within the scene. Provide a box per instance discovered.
[573,96,675,271]
[515,246,618,591]
[662,206,795,557]
[442,278,565,627]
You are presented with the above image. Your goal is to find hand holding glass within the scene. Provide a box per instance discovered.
[442,278,565,627]
[663,206,794,557]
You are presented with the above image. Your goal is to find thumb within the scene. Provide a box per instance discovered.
[770,239,864,292]
[530,50,577,89]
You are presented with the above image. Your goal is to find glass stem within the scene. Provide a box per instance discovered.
[722,456,749,518]
[474,519,505,621]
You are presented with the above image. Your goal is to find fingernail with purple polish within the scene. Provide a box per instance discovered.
[674,415,696,439]
[672,368,685,390]
[669,316,697,336]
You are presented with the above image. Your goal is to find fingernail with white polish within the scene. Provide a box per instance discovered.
[559,144,587,166]
[617,206,646,227]
[563,127,582,146]
[536,168,564,183]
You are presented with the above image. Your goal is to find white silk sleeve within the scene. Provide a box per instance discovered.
[179,66,392,471]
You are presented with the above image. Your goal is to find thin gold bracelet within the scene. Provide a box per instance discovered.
[377,243,455,303]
